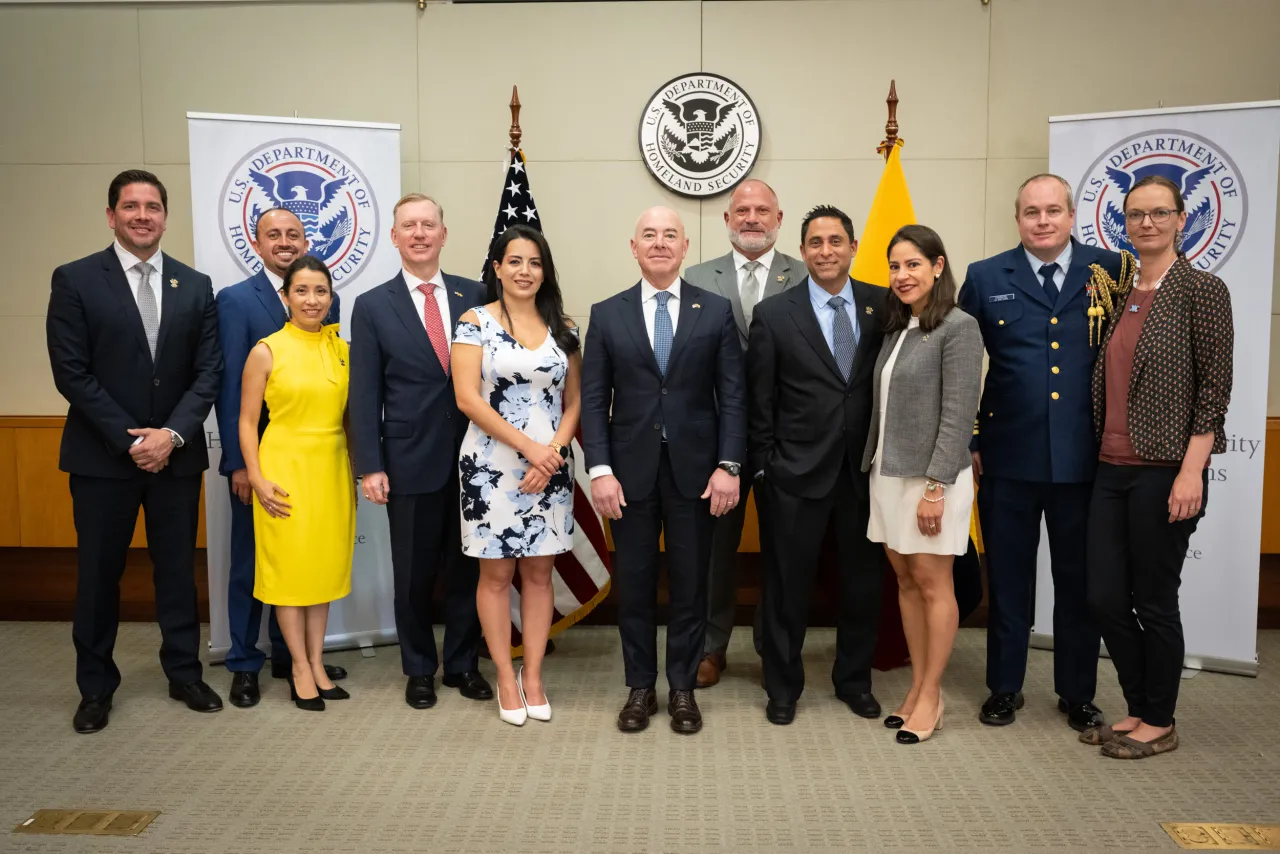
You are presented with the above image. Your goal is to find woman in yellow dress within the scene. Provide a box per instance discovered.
[239,255,356,711]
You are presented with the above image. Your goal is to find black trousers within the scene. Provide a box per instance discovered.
[386,478,481,678]
[610,445,714,692]
[70,472,203,700]
[759,460,883,706]
[704,473,763,656]
[1087,464,1206,727]
[978,476,1098,703]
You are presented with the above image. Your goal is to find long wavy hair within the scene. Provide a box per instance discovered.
[883,224,958,334]
[483,225,578,354]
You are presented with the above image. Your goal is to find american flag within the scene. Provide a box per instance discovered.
[485,149,613,655]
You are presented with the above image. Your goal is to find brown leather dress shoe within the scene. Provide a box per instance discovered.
[696,650,726,689]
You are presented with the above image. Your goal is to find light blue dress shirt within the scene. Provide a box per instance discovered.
[1024,242,1072,291]
[807,276,859,354]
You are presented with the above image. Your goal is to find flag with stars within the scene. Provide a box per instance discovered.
[484,149,613,656]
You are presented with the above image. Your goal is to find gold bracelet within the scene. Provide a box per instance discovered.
[549,441,564,454]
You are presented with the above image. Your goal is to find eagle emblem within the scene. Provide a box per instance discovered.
[659,97,740,172]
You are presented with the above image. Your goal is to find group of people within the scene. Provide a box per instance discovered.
[48,168,1232,760]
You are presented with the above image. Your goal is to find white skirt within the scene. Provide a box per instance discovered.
[867,464,974,556]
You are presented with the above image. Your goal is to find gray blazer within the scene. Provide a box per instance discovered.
[683,250,807,349]
[860,306,984,484]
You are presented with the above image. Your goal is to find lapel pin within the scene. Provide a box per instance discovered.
[776,275,786,283]
[169,278,179,288]
[454,290,463,297]
[865,306,874,315]
[691,303,701,309]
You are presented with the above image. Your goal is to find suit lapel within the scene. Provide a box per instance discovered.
[442,273,470,337]
[787,283,844,384]
[620,283,661,376]
[1131,257,1186,380]
[714,258,749,340]
[849,279,880,381]
[153,254,181,363]
[667,279,704,370]
[101,247,151,360]
[252,270,286,330]
[1053,239,1091,314]
[1007,248,1054,309]
[764,252,800,300]
[386,273,435,364]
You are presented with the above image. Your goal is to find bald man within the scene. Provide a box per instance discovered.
[581,207,746,735]
[682,179,807,687]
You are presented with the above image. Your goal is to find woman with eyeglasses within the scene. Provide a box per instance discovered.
[1083,175,1233,758]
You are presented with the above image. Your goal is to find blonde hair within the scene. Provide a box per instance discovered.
[392,192,444,222]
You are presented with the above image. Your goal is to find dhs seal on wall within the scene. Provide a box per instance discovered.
[219,138,379,288]
[639,73,761,198]
[1076,129,1247,272]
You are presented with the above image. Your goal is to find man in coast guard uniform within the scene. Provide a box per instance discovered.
[958,174,1123,731]
[214,207,344,708]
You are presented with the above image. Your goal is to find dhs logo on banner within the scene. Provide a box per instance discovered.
[639,73,761,198]
[1076,129,1248,272]
[219,138,379,288]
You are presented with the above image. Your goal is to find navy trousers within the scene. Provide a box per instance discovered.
[224,483,288,673]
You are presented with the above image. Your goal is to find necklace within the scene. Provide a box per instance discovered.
[1128,258,1174,313]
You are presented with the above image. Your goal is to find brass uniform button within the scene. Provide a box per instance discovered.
[1051,392,1060,400]
[998,319,1005,326]
[1052,366,1060,374]
[1050,317,1059,325]
[1051,341,1060,350]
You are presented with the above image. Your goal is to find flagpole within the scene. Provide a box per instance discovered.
[508,85,522,155]
[877,79,902,162]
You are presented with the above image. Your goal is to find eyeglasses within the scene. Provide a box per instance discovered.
[1125,208,1176,225]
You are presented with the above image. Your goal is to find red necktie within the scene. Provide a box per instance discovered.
[416,283,450,374]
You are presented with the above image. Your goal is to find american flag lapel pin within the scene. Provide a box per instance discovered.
[692,303,701,309]
[169,278,179,288]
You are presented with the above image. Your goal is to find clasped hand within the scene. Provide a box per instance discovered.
[520,442,565,495]
[127,427,173,473]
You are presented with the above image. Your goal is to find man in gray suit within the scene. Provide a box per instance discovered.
[683,179,807,688]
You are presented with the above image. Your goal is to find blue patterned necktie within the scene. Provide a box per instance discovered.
[1039,262,1060,302]
[653,290,674,376]
[828,295,855,382]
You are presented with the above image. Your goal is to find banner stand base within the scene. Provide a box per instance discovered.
[1030,632,1258,677]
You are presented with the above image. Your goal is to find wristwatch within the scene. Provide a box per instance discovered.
[718,462,741,477]
[550,441,569,460]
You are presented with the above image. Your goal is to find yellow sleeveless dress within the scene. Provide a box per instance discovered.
[253,322,355,606]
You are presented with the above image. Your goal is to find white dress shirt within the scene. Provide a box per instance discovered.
[403,267,452,343]
[113,240,183,447]
[1024,242,1072,292]
[264,267,286,306]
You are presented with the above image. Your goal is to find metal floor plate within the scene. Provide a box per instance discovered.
[1163,823,1280,850]
[14,809,159,836]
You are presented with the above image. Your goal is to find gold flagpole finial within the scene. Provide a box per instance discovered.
[509,86,523,153]
[877,80,901,161]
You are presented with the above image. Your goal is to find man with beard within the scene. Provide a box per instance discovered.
[682,179,807,688]
[214,207,344,708]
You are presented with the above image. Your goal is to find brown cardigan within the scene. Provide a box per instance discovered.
[1091,256,1233,462]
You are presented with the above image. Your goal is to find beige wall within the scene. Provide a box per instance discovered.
[2,0,1279,415]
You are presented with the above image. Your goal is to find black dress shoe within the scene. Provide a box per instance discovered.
[1059,699,1104,732]
[229,672,260,708]
[617,687,658,732]
[405,676,437,709]
[73,697,112,734]
[766,700,796,725]
[668,690,702,735]
[272,660,346,681]
[442,671,494,701]
[317,684,350,701]
[839,692,882,719]
[168,680,224,713]
[979,691,1024,726]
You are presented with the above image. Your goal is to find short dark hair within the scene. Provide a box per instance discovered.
[281,255,332,291]
[108,169,168,213]
[884,224,958,334]
[800,204,856,244]
[254,207,304,240]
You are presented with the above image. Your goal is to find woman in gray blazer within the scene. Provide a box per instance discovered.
[861,225,984,745]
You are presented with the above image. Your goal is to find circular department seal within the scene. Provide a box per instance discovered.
[219,137,379,289]
[1075,129,1247,272]
[638,73,761,198]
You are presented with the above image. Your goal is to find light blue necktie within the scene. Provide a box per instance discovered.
[653,291,673,376]
[829,295,855,382]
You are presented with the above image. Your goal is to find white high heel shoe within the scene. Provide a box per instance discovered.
[518,666,551,722]
[497,680,527,727]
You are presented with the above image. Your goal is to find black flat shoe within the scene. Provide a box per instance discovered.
[1059,699,1104,732]
[766,700,796,725]
[288,677,325,712]
[405,676,437,709]
[229,672,260,708]
[883,715,905,729]
[979,691,1024,726]
[169,680,223,713]
[272,660,346,681]
[668,690,702,735]
[442,671,494,701]
[73,697,112,734]
[839,692,881,719]
[317,684,350,701]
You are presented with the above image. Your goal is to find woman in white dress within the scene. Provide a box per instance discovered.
[861,225,984,745]
[453,225,581,727]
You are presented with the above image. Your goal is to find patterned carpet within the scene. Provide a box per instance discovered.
[0,623,1276,853]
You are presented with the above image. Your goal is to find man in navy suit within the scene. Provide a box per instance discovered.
[958,174,1124,731]
[581,206,746,735]
[47,170,224,733]
[349,193,492,710]
[213,208,344,708]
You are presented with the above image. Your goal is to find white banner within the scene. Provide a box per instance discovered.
[188,112,402,661]
[1041,101,1280,675]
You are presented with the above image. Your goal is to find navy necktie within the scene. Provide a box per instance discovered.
[828,296,855,382]
[1039,262,1060,302]
[653,291,673,376]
